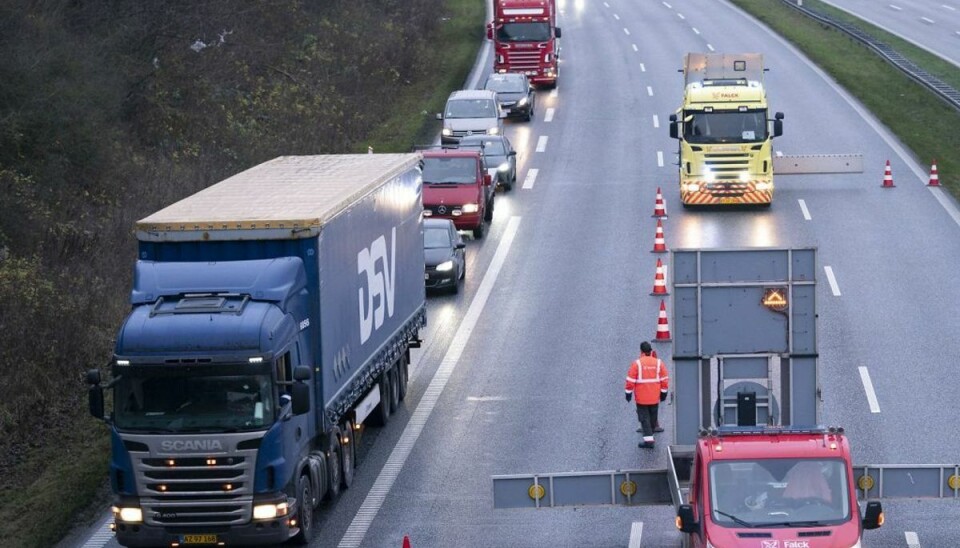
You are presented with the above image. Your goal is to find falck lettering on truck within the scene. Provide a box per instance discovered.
[357,227,397,344]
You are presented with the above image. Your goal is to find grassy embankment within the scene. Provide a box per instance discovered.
[0,0,484,547]
[731,0,960,198]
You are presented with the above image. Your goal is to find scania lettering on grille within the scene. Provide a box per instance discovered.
[160,440,224,451]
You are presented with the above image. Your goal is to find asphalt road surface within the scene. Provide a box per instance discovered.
[67,0,960,547]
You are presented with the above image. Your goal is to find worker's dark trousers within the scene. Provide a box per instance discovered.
[635,403,657,441]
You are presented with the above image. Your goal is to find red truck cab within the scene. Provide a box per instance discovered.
[421,148,494,239]
[676,427,883,548]
[487,0,562,88]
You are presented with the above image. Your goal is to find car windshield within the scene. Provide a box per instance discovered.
[114,366,274,432]
[445,99,497,119]
[485,77,526,93]
[422,157,477,183]
[496,22,551,42]
[460,139,506,156]
[709,458,851,528]
[424,228,452,249]
[683,109,768,144]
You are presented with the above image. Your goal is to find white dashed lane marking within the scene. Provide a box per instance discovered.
[544,108,555,122]
[824,266,841,296]
[653,115,659,128]
[798,199,811,221]
[858,366,882,414]
[536,135,548,152]
[522,168,539,190]
[657,151,664,167]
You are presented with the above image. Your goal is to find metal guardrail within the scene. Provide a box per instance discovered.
[781,0,960,112]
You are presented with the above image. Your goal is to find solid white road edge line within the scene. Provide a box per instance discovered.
[858,366,882,414]
[824,266,841,296]
[337,216,522,548]
[522,168,539,190]
[798,199,812,220]
[628,521,644,548]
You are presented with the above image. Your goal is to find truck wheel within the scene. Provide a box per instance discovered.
[397,355,409,402]
[340,422,355,489]
[292,475,316,544]
[325,437,342,501]
[369,375,392,426]
[472,221,485,239]
[484,201,494,222]
[388,367,400,414]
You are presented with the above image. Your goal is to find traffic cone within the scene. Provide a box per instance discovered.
[928,159,940,186]
[652,187,668,218]
[651,219,668,253]
[881,160,895,188]
[650,258,669,296]
[654,300,672,342]
[402,535,411,548]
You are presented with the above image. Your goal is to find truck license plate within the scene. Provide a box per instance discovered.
[181,534,218,544]
[720,197,738,204]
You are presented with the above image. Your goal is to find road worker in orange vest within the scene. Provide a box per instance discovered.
[625,341,669,448]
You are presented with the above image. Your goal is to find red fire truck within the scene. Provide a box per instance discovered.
[486,0,562,88]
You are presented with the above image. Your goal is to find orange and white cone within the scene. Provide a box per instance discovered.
[928,159,940,186]
[881,160,895,188]
[652,187,668,218]
[651,219,668,253]
[650,258,669,296]
[654,300,672,342]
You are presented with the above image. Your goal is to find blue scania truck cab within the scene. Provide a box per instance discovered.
[87,154,426,546]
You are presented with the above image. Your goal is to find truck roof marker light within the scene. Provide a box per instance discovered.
[249,357,264,364]
[207,458,217,465]
[224,483,233,491]
[739,106,748,112]
[116,360,130,366]
[158,485,168,492]
[166,459,175,466]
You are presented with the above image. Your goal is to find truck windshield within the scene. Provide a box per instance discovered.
[496,22,551,42]
[422,157,477,184]
[683,109,768,144]
[114,367,275,433]
[709,459,850,528]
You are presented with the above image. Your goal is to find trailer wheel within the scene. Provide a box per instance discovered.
[340,421,355,489]
[325,437,342,501]
[388,367,400,414]
[369,375,392,427]
[291,474,316,545]
[397,355,409,402]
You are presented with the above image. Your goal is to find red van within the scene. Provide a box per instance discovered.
[421,148,494,239]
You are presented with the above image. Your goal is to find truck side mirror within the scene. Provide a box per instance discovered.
[773,112,784,138]
[291,365,311,415]
[86,369,102,386]
[862,501,883,530]
[486,23,493,40]
[555,27,562,39]
[676,504,699,534]
[669,114,679,139]
[508,150,517,157]
[89,385,105,420]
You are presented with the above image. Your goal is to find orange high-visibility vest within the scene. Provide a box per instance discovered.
[625,355,669,405]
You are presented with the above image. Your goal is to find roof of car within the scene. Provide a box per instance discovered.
[424,218,456,229]
[448,89,498,101]
[421,147,481,159]
[485,73,527,83]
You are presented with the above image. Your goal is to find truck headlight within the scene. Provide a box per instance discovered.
[462,203,479,213]
[498,162,510,172]
[517,97,528,107]
[442,128,452,136]
[684,183,700,192]
[112,506,143,523]
[253,502,289,520]
[436,260,455,272]
[487,127,499,135]
[755,182,772,191]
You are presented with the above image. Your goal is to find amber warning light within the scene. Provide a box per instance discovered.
[762,288,788,312]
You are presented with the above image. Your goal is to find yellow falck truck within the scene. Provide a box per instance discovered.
[668,53,784,207]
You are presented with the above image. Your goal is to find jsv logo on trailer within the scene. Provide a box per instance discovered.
[357,227,397,344]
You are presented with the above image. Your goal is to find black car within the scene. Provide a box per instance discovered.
[483,73,535,121]
[423,218,466,293]
[456,134,518,191]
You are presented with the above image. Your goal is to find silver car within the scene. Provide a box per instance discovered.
[437,89,505,145]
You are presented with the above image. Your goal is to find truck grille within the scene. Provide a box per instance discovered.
[132,445,259,526]
[506,50,542,71]
[703,152,751,175]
